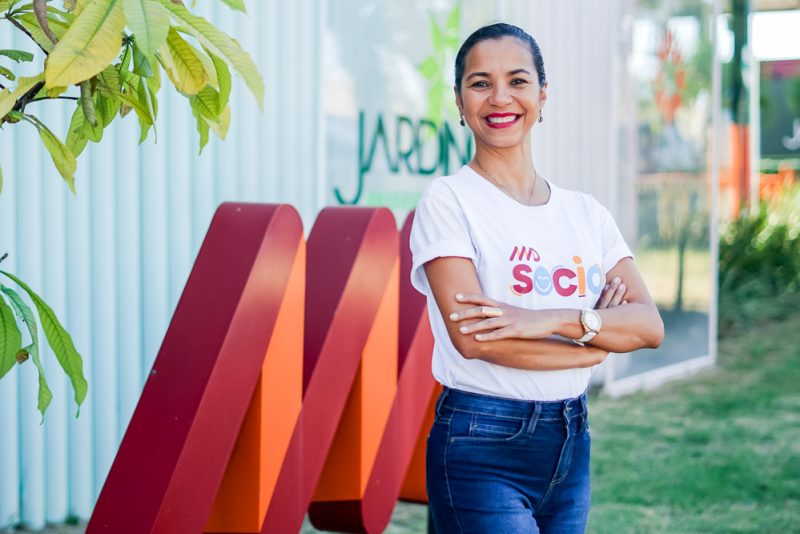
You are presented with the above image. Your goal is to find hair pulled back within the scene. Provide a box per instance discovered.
[454,23,546,93]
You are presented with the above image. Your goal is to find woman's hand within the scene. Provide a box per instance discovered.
[449,293,556,341]
[450,279,630,343]
[595,276,628,309]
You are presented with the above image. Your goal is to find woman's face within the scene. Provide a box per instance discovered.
[455,36,546,151]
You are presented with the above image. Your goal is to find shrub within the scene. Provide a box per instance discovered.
[718,183,800,334]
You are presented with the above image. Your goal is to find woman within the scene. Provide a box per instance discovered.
[409,23,664,533]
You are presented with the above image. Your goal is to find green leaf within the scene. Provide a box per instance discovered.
[191,104,209,153]
[118,85,151,124]
[0,293,22,378]
[0,270,87,414]
[0,73,44,121]
[0,0,20,11]
[157,0,263,108]
[118,42,132,83]
[132,42,153,77]
[22,114,77,193]
[0,49,34,63]
[94,91,120,126]
[158,27,208,95]
[206,48,230,110]
[16,13,70,53]
[96,66,122,96]
[45,0,126,88]
[65,104,90,156]
[0,66,15,81]
[217,0,245,12]
[190,85,219,120]
[206,104,229,139]
[122,0,169,59]
[1,285,52,419]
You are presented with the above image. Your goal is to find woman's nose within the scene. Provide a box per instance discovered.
[489,85,513,106]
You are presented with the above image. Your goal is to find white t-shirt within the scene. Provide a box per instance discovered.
[409,165,633,401]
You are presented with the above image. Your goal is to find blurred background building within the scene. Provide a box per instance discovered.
[0,0,797,529]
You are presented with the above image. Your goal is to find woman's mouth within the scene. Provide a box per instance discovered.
[485,113,521,128]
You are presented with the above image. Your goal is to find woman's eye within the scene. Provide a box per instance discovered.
[471,81,489,88]
[511,78,528,86]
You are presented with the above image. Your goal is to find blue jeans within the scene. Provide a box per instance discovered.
[426,387,591,534]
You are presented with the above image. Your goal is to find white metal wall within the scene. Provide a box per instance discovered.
[0,0,323,528]
[0,1,625,528]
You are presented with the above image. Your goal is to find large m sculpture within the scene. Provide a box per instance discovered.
[87,204,439,533]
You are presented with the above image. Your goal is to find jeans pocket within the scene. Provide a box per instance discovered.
[449,411,527,443]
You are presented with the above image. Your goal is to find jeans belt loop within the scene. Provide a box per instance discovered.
[525,401,542,434]
[435,386,449,416]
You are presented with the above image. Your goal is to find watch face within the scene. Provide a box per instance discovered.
[584,311,601,331]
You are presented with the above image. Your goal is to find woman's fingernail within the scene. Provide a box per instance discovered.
[450,312,458,320]
[475,334,485,340]
[613,277,621,284]
[455,293,464,300]
[459,326,468,333]
[619,284,626,290]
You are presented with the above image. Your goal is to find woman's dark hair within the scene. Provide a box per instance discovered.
[454,23,546,92]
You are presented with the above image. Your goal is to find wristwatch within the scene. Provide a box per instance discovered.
[572,309,602,346]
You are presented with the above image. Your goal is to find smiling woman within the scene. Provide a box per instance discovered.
[409,22,664,533]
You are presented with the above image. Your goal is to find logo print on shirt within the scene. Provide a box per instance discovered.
[509,247,604,298]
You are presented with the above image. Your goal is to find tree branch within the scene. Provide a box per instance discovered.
[29,95,78,102]
[12,80,45,114]
[4,14,49,56]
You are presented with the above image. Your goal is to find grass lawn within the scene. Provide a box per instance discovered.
[587,311,800,533]
[323,310,800,533]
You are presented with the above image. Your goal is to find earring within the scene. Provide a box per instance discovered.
[538,112,543,123]
[459,115,465,127]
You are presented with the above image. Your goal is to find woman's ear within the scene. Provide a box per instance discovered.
[539,81,548,108]
[454,85,463,115]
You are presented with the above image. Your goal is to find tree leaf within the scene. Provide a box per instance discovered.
[23,114,77,193]
[132,42,153,77]
[157,0,263,108]
[0,49,34,63]
[93,93,118,127]
[0,0,20,12]
[122,0,169,59]
[190,85,219,119]
[205,47,230,109]
[0,73,44,121]
[158,27,207,95]
[16,13,70,53]
[66,103,90,156]
[0,270,87,414]
[45,0,125,88]
[217,0,246,13]
[191,104,208,153]
[96,65,122,96]
[206,104,229,139]
[0,285,52,419]
[0,66,15,81]
[118,84,152,124]
[0,293,22,379]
